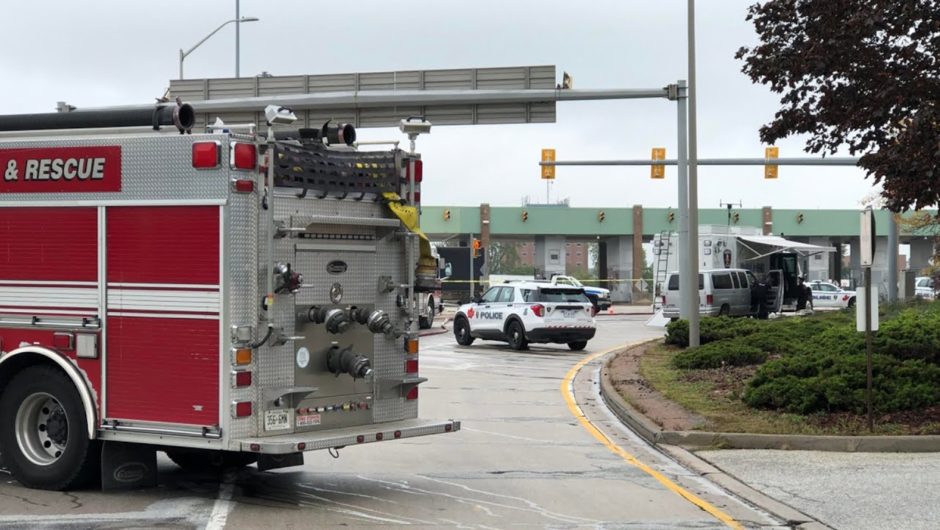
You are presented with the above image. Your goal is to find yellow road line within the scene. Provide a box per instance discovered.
[561,345,743,530]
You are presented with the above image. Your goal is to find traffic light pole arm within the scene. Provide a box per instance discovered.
[541,157,861,167]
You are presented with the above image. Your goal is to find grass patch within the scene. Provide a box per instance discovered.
[639,343,939,435]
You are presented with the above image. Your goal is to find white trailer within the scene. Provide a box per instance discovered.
[652,225,835,313]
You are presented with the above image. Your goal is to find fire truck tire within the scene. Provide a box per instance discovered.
[419,298,435,330]
[454,316,474,346]
[166,449,258,472]
[506,320,528,351]
[0,365,100,491]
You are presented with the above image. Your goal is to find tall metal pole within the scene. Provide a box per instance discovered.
[888,212,898,302]
[687,0,700,347]
[676,81,691,321]
[864,265,873,432]
[235,0,241,77]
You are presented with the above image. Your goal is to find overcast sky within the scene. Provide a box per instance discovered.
[0,0,878,210]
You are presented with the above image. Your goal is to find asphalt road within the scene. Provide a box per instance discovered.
[0,315,786,529]
[697,449,940,530]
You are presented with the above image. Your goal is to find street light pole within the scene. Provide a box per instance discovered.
[179,16,259,80]
[236,0,241,78]
[687,0,701,347]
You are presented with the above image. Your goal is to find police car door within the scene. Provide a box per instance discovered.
[813,282,838,307]
[473,286,504,333]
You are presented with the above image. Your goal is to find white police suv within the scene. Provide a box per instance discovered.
[808,281,856,309]
[453,282,596,351]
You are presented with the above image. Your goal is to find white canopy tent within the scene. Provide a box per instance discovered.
[736,235,836,261]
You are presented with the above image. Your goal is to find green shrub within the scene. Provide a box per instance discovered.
[665,319,689,347]
[665,317,764,348]
[743,353,940,414]
[673,340,767,370]
[874,309,940,364]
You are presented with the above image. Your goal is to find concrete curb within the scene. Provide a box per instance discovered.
[599,346,940,453]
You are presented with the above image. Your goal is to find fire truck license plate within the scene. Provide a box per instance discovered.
[264,409,291,431]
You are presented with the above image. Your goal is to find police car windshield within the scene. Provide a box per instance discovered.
[523,288,589,303]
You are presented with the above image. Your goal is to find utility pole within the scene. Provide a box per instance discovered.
[687,0,701,347]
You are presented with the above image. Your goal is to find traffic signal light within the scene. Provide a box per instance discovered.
[443,209,451,221]
[540,148,556,180]
[764,146,779,179]
[472,239,482,258]
[521,210,528,222]
[598,210,606,223]
[651,147,666,179]
[667,211,675,223]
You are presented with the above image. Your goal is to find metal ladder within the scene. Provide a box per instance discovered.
[653,231,672,309]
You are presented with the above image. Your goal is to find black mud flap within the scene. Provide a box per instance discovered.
[257,452,304,472]
[100,441,158,491]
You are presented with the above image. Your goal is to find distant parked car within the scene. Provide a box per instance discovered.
[808,281,856,309]
[549,275,611,311]
[915,276,935,300]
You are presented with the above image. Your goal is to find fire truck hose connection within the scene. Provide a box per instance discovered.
[300,307,403,337]
[365,310,403,338]
[327,345,373,379]
[273,262,303,294]
[300,306,351,334]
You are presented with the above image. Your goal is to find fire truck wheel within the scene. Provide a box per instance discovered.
[166,449,258,472]
[0,365,100,491]
[419,299,435,330]
[453,317,474,346]
[506,321,528,351]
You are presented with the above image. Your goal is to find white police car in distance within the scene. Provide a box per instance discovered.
[453,282,596,351]
[808,281,856,309]
[915,276,935,300]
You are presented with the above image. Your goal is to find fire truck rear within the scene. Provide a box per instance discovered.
[0,101,459,491]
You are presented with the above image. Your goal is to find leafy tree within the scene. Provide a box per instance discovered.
[736,1,940,212]
[487,240,523,275]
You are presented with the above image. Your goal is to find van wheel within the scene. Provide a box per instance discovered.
[506,321,528,351]
[718,304,730,316]
[0,366,99,491]
[568,341,588,351]
[166,449,257,473]
[454,316,474,346]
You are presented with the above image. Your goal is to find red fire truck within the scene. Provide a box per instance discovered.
[0,101,459,491]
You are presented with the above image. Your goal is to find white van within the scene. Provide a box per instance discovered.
[661,268,759,319]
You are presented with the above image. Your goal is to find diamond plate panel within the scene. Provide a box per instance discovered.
[225,189,260,443]
[254,192,417,431]
[0,135,229,203]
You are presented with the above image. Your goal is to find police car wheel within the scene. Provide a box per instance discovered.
[847,297,856,308]
[454,317,474,346]
[506,321,528,351]
[0,366,100,491]
[568,341,588,351]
